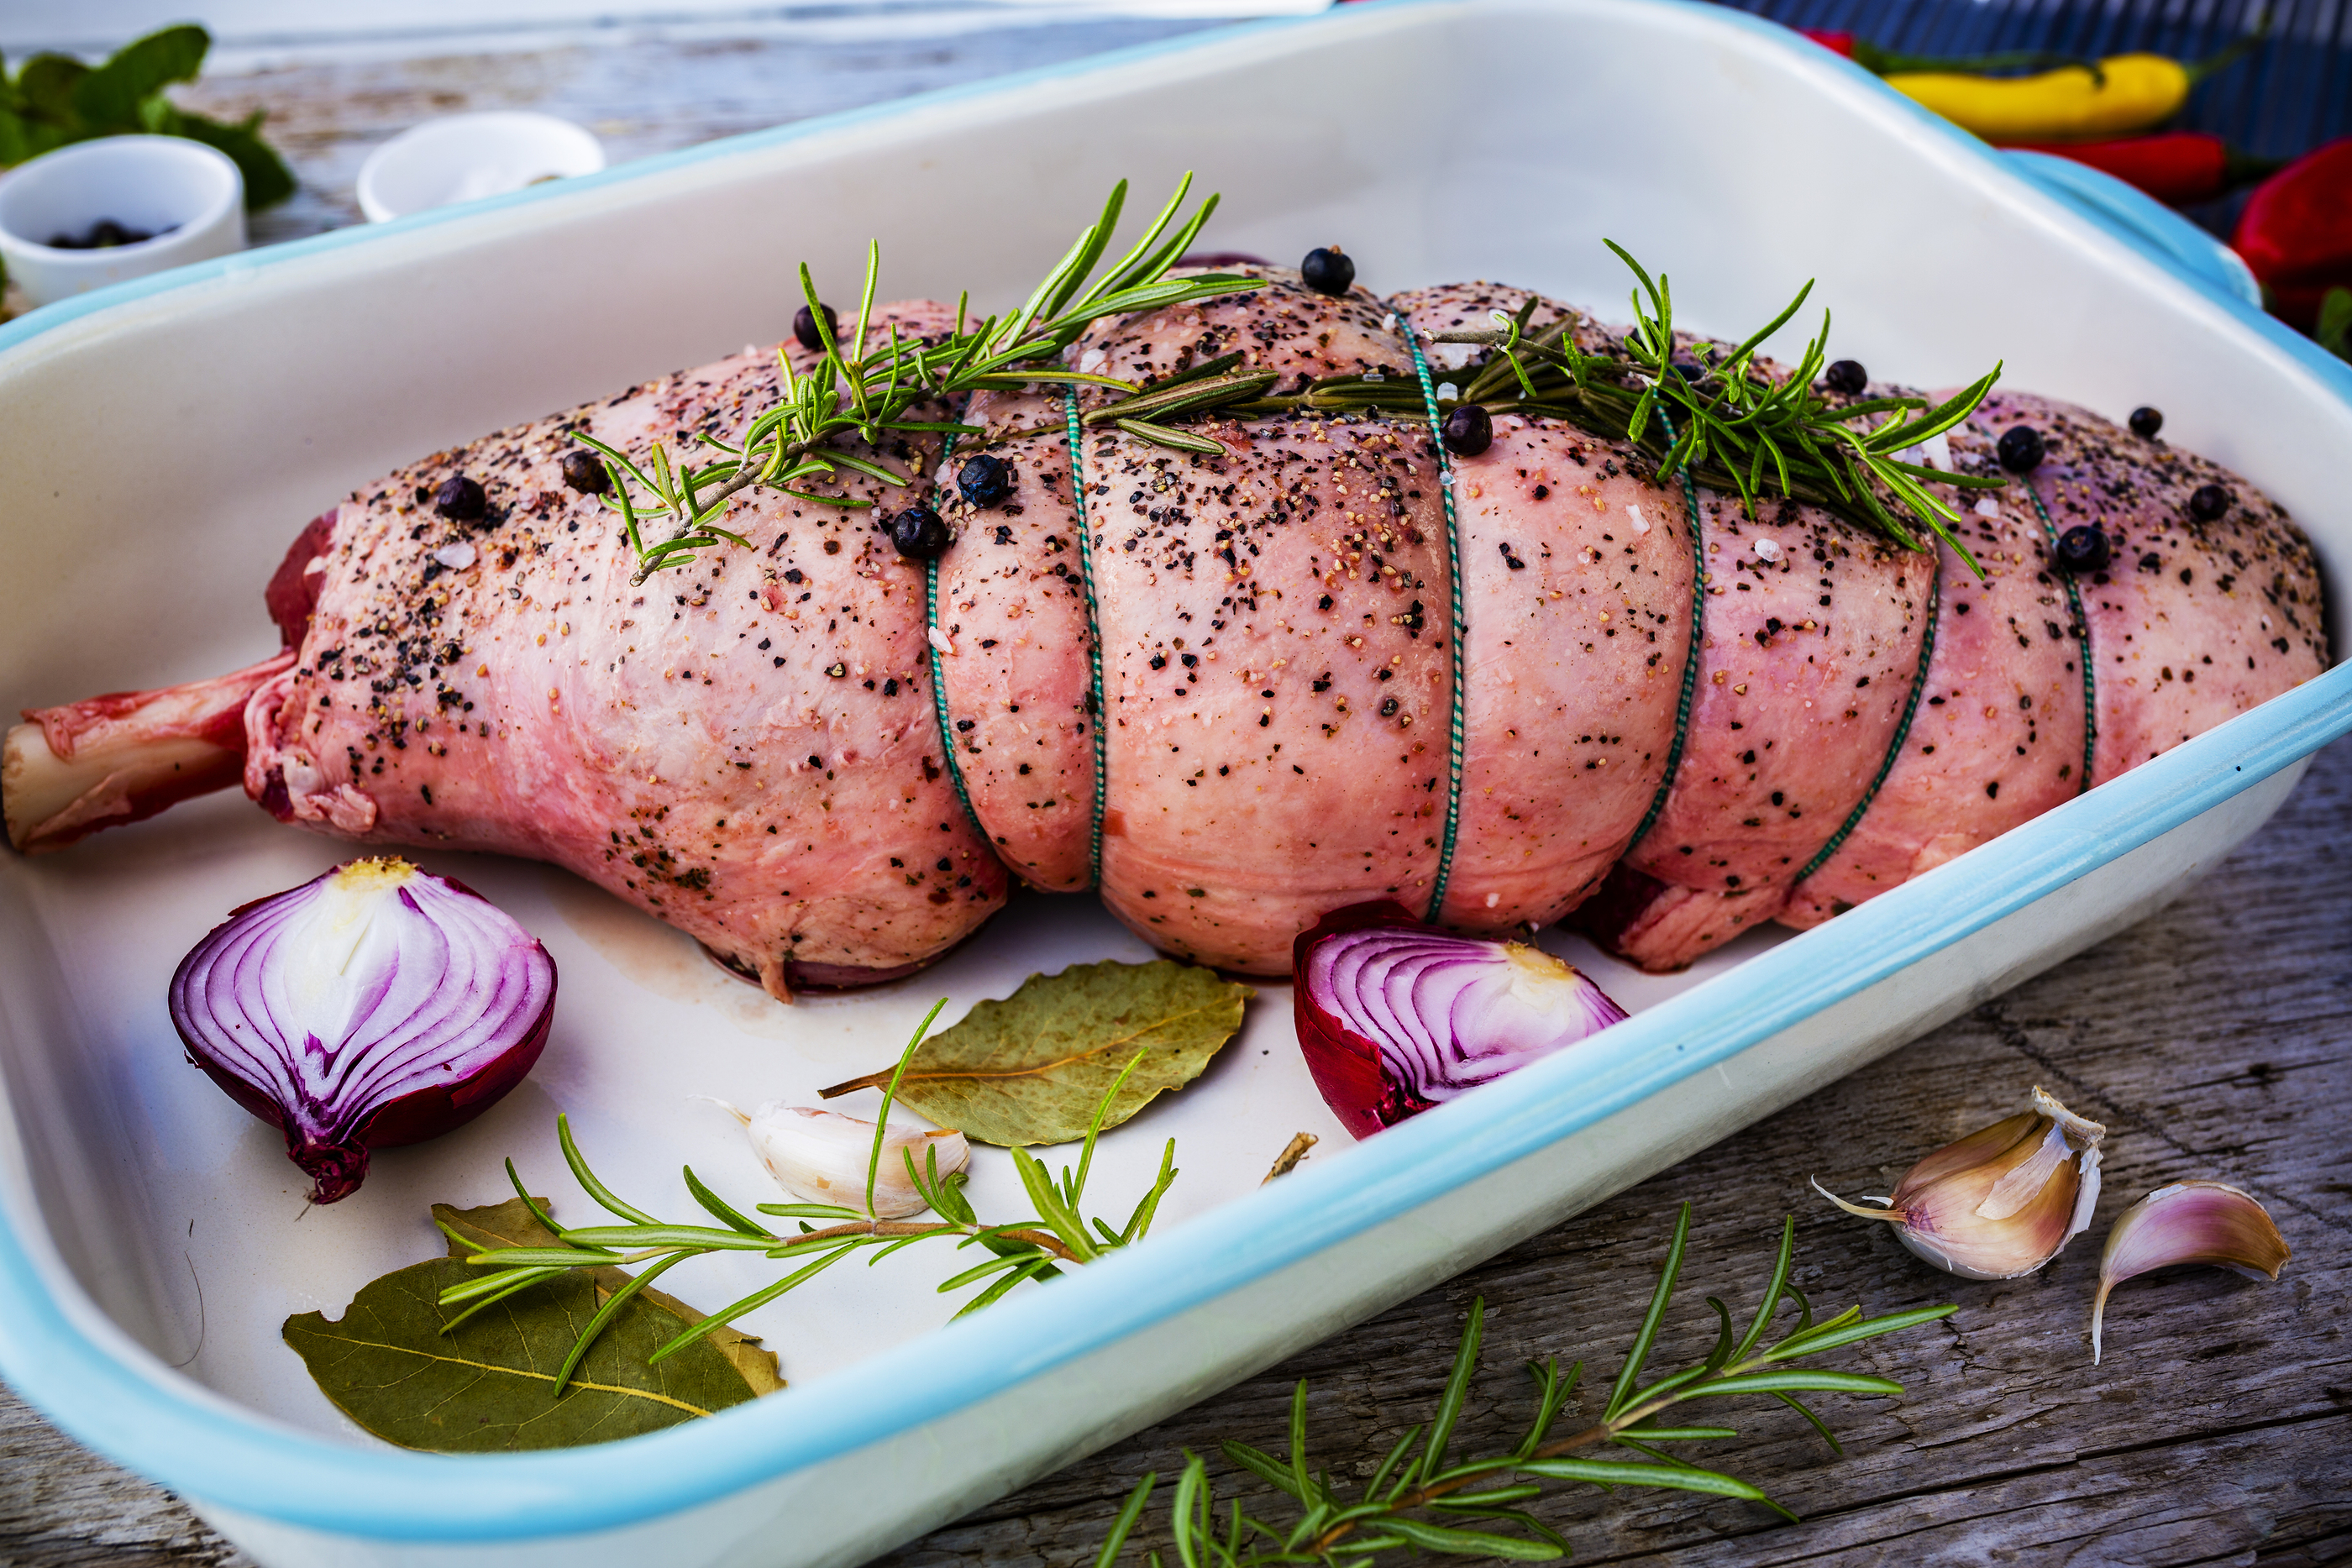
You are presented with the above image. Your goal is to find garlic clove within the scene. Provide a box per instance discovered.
[2091,1181,2290,1365]
[702,1099,969,1219]
[1814,1086,2105,1281]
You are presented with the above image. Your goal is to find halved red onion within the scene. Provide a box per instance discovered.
[1294,903,1627,1139]
[168,857,556,1203]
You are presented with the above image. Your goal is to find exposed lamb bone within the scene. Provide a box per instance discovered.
[3,651,297,854]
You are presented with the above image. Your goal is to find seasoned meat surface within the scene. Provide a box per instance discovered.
[244,304,1007,997]
[1582,489,1934,969]
[11,277,2327,989]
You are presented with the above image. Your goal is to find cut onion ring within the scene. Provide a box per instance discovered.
[1293,902,1626,1139]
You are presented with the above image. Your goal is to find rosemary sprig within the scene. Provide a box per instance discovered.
[1093,1203,1955,1566]
[439,1000,1180,1393]
[584,176,1261,585]
[1060,246,2003,569]
[1421,248,2003,568]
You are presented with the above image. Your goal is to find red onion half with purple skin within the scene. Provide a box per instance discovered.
[168,857,556,1204]
[1294,903,1628,1139]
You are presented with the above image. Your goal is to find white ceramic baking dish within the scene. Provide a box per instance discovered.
[3,2,2348,1564]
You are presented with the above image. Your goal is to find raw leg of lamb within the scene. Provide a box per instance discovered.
[3,271,2328,988]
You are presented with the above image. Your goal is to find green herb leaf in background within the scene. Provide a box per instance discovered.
[0,24,294,209]
[282,1197,777,1452]
[2319,287,2352,364]
[819,959,1251,1146]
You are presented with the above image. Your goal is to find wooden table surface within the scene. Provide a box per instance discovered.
[4,17,2348,1565]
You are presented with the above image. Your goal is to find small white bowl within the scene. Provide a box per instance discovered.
[355,112,605,223]
[0,136,245,310]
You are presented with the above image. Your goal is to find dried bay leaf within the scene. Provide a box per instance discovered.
[282,1197,776,1452]
[822,958,1251,1146]
[435,1198,785,1397]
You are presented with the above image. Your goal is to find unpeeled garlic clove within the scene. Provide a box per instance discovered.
[2091,1181,2289,1365]
[702,1099,969,1219]
[1814,1086,2105,1280]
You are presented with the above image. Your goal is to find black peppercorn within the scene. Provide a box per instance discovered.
[957,453,1014,509]
[1824,359,1868,395]
[793,303,839,352]
[2188,483,2231,521]
[434,475,486,522]
[559,450,610,495]
[890,504,951,559]
[1441,404,1493,457]
[2129,406,2163,439]
[1299,247,1354,296]
[2054,524,2111,574]
[1996,425,2045,473]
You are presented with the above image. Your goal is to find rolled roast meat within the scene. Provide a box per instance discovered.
[2,271,2328,989]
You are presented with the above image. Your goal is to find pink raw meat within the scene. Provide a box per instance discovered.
[240,303,1006,997]
[3,276,2328,986]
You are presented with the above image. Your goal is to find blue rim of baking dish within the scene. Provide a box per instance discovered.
[3,0,2349,1541]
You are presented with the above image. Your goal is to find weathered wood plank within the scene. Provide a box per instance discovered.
[169,18,1221,247]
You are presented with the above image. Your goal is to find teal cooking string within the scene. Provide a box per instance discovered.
[2019,479,2099,794]
[1064,388,1110,887]
[1792,560,1943,886]
[1399,317,1469,925]
[1623,410,1704,852]
[923,438,987,841]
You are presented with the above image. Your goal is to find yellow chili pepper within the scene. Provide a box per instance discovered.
[1887,54,2192,144]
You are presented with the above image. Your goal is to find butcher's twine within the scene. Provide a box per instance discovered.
[923,437,989,847]
[1793,559,1944,889]
[1065,390,1110,887]
[922,368,2082,926]
[2019,479,2100,794]
[1400,317,1470,925]
[1624,409,1705,856]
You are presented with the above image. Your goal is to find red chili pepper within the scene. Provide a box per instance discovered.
[2234,139,2352,329]
[2011,132,2278,206]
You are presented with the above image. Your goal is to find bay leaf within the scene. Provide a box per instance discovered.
[822,959,1252,1146]
[282,1197,774,1452]
[434,1198,784,1397]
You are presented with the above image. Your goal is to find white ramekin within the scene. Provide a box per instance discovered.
[354,112,605,223]
[0,135,245,310]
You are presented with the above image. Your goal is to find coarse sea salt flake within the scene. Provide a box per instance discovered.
[1628,504,1651,535]
[1078,348,1107,375]
[928,627,956,657]
[433,542,477,570]
[1754,537,1783,563]
[1975,497,2002,517]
